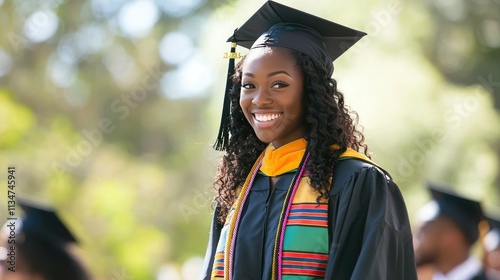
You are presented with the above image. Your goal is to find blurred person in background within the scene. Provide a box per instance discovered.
[484,215,500,280]
[201,1,417,279]
[414,183,487,280]
[0,200,90,280]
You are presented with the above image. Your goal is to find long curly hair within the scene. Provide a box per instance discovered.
[213,47,369,223]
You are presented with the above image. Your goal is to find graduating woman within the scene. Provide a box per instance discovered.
[201,1,417,279]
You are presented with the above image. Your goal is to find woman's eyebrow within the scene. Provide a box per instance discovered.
[268,70,291,78]
[242,71,292,78]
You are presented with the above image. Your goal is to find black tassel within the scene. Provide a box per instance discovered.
[213,40,238,151]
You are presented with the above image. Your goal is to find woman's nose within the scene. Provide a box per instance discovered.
[252,88,272,106]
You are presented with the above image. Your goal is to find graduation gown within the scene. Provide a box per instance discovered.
[471,272,489,280]
[200,141,417,280]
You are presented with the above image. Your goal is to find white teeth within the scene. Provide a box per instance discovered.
[255,113,281,122]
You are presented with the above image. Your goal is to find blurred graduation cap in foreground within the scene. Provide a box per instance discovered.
[0,199,90,280]
[214,0,366,151]
[418,183,484,244]
[18,198,78,244]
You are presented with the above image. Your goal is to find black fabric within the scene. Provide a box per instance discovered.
[228,1,366,64]
[470,270,489,280]
[488,216,500,231]
[200,158,417,280]
[200,206,222,280]
[234,173,295,279]
[324,159,416,279]
[251,23,335,76]
[199,173,295,280]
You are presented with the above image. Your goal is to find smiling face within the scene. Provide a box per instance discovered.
[239,47,306,148]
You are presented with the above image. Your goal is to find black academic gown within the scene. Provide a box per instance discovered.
[200,158,418,280]
[470,270,489,280]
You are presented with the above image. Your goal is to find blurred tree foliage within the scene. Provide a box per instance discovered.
[418,0,500,199]
[0,0,499,279]
[0,0,232,279]
[420,0,500,107]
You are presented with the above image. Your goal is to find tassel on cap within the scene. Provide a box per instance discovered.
[214,36,238,151]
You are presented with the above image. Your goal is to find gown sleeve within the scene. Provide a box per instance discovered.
[199,207,222,280]
[325,159,417,280]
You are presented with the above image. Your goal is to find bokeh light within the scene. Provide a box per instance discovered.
[64,80,90,108]
[156,264,181,280]
[47,53,77,88]
[23,9,59,43]
[181,257,204,280]
[432,0,467,22]
[480,19,500,48]
[155,0,205,18]
[103,46,137,87]
[0,49,12,77]
[160,53,213,100]
[91,0,126,19]
[117,0,160,38]
[158,32,195,65]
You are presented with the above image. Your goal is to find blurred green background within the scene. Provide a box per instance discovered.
[0,0,499,279]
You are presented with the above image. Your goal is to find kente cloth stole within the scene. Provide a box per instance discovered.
[211,141,374,280]
[213,154,321,279]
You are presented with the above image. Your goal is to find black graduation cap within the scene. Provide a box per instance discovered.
[18,199,78,244]
[213,1,366,151]
[485,215,500,251]
[488,215,500,231]
[421,183,484,244]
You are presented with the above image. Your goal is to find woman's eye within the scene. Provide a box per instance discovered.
[242,83,255,89]
[272,82,289,89]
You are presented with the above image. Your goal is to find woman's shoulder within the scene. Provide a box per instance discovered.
[334,148,390,179]
[331,154,395,195]
[333,157,380,182]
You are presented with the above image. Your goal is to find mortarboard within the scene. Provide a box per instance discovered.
[418,183,484,244]
[18,199,78,244]
[485,215,500,252]
[214,1,366,151]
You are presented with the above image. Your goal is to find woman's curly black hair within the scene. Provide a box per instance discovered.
[213,47,369,223]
